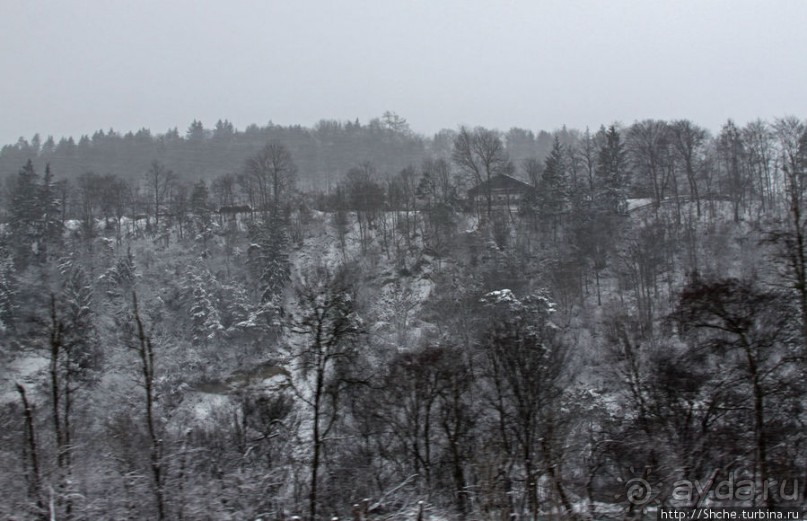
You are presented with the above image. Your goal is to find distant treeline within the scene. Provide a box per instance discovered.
[2,115,802,223]
[0,117,429,189]
[0,114,562,188]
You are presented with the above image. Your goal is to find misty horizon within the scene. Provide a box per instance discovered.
[3,0,806,146]
[2,2,807,519]
[4,111,802,149]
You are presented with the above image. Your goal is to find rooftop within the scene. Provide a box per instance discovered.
[467,174,536,197]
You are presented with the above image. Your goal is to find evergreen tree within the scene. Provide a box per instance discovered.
[187,267,223,346]
[39,164,63,257]
[595,125,630,215]
[220,280,253,334]
[57,257,101,374]
[0,251,17,333]
[7,161,63,264]
[8,160,41,265]
[186,119,206,141]
[99,247,137,300]
[539,137,569,239]
[248,212,291,305]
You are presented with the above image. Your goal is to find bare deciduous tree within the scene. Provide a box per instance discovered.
[129,293,166,521]
[670,120,708,217]
[771,117,807,349]
[288,265,364,521]
[147,160,175,228]
[452,127,510,219]
[244,141,297,212]
[627,120,672,211]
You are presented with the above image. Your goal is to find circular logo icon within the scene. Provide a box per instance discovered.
[626,478,652,505]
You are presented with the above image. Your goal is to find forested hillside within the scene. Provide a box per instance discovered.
[1,116,806,520]
[0,114,435,192]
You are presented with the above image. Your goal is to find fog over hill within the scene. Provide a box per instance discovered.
[2,1,807,519]
[3,1,807,145]
[1,115,806,519]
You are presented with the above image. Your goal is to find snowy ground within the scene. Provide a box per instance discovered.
[0,354,49,404]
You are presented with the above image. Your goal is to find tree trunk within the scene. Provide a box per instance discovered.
[17,384,44,516]
[309,383,322,521]
[132,293,166,521]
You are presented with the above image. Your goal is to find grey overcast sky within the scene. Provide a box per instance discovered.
[1,0,806,145]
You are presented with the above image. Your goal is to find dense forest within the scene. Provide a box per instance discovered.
[0,115,806,520]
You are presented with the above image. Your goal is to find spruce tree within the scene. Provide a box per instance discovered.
[100,247,137,300]
[0,251,17,333]
[186,267,223,346]
[8,160,40,266]
[58,257,101,374]
[249,212,291,305]
[39,164,63,259]
[539,137,569,239]
[595,125,630,215]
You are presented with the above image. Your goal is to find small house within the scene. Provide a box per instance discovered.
[467,174,536,212]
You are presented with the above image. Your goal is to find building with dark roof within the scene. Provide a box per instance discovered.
[467,174,537,212]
